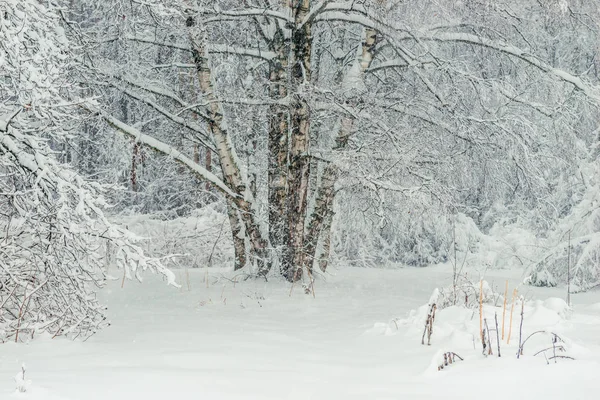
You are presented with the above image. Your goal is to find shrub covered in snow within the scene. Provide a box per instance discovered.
[116,204,234,270]
[0,0,174,342]
[436,278,499,310]
[527,162,600,291]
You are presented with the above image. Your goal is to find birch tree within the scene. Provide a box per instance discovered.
[70,0,600,282]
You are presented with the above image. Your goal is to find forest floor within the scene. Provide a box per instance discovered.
[1,266,599,399]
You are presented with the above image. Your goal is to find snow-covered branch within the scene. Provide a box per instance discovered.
[209,44,276,60]
[200,8,292,24]
[97,79,216,151]
[96,108,237,199]
[414,32,600,102]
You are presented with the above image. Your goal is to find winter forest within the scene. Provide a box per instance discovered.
[1,0,600,398]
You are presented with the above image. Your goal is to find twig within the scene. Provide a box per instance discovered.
[517,297,525,358]
[479,279,484,341]
[495,312,501,357]
[484,318,492,355]
[481,325,488,355]
[519,330,566,354]
[533,345,566,356]
[548,355,575,361]
[437,352,464,371]
[421,303,437,345]
[0,284,18,309]
[207,217,227,288]
[121,268,126,289]
[14,282,31,343]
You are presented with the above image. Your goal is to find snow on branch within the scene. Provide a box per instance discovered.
[312,6,600,102]
[199,8,292,24]
[102,35,192,52]
[98,79,216,151]
[103,36,276,60]
[298,0,334,29]
[413,32,600,102]
[208,44,276,60]
[103,74,215,126]
[0,109,21,133]
[95,108,238,199]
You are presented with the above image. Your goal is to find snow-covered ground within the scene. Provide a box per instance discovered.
[1,266,599,399]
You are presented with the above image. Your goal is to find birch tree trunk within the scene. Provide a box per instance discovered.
[318,205,334,272]
[268,25,291,276]
[284,0,313,282]
[227,199,247,271]
[186,14,269,275]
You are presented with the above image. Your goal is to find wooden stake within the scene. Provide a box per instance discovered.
[507,288,517,344]
[495,312,501,357]
[517,297,525,358]
[502,280,508,340]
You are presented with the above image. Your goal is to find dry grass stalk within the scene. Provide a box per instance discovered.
[421,303,437,345]
[533,345,566,356]
[481,325,488,355]
[495,312,501,357]
[15,282,33,343]
[484,318,493,355]
[121,268,126,289]
[479,279,484,341]
[549,355,575,361]
[517,297,525,358]
[437,352,464,371]
[521,331,567,357]
[185,267,191,291]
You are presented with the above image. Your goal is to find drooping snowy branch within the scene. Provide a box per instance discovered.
[96,109,238,199]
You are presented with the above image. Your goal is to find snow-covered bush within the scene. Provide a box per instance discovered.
[528,161,600,291]
[333,189,452,267]
[116,204,234,270]
[436,278,499,310]
[0,0,174,342]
